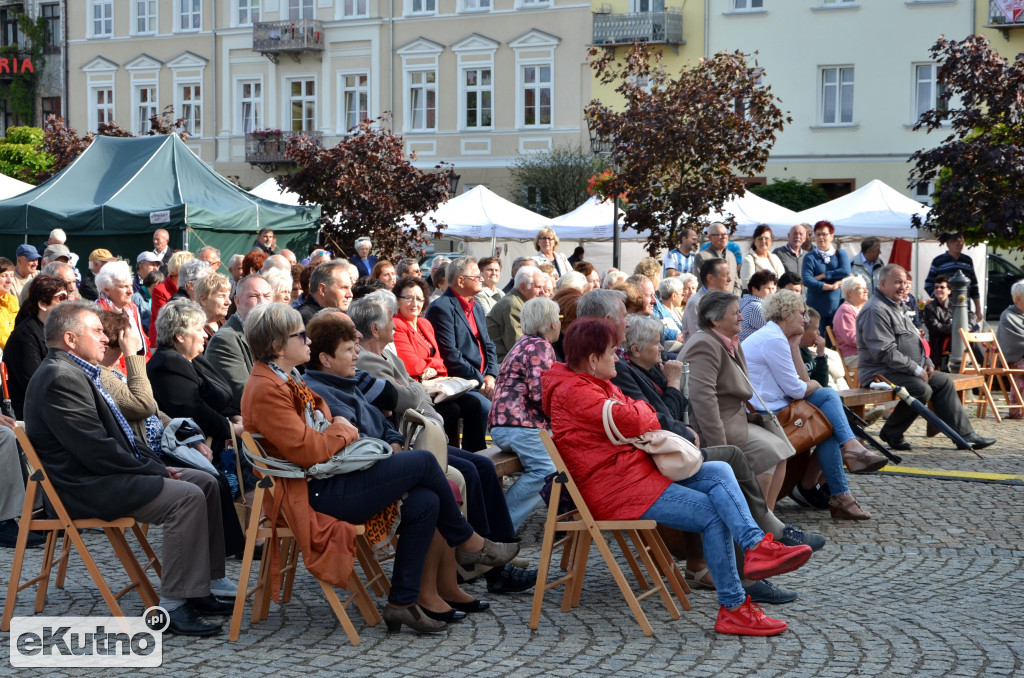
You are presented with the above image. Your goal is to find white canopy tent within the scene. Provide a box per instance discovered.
[792,179,928,237]
[424,185,550,240]
[715,192,800,236]
[0,173,33,200]
[249,177,304,206]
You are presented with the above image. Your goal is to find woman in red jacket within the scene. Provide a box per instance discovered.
[541,317,812,637]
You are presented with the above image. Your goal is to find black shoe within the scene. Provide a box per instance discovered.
[779,525,826,553]
[0,519,45,548]
[744,579,798,605]
[880,432,913,451]
[963,432,996,450]
[485,563,537,594]
[420,606,467,623]
[187,595,235,616]
[789,484,830,511]
[166,604,222,637]
[444,598,490,613]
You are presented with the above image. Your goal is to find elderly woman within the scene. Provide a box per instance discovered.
[371,260,398,291]
[741,290,886,520]
[2,275,67,417]
[193,272,232,349]
[574,261,601,291]
[474,256,504,315]
[262,267,293,305]
[801,220,851,335]
[391,275,487,451]
[487,297,560,530]
[240,303,518,633]
[740,225,786,288]
[95,260,149,367]
[737,270,777,343]
[148,250,195,346]
[543,317,811,636]
[681,291,794,511]
[832,275,869,366]
[0,257,20,347]
[997,280,1024,417]
[531,226,572,277]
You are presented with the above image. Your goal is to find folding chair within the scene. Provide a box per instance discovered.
[2,426,161,632]
[529,430,690,637]
[229,432,388,646]
[958,328,1024,421]
[825,326,858,388]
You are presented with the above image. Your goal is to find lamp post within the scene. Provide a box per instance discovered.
[948,269,970,372]
[587,119,621,269]
[446,169,461,197]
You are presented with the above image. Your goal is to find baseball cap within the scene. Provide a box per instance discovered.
[137,251,163,264]
[89,248,116,263]
[16,244,41,260]
[43,244,71,261]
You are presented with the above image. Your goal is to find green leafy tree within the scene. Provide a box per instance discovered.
[0,126,52,183]
[508,144,607,217]
[749,178,830,212]
[586,44,790,254]
[0,12,47,127]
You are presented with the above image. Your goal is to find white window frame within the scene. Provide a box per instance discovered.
[90,85,115,132]
[285,76,317,132]
[510,30,559,130]
[236,0,259,26]
[89,0,113,38]
[460,66,493,131]
[732,0,763,10]
[398,39,443,133]
[289,0,314,19]
[132,0,157,35]
[820,0,855,5]
[338,71,369,133]
[516,0,550,8]
[236,77,263,134]
[519,62,553,129]
[406,69,437,132]
[819,65,854,126]
[460,0,491,12]
[132,83,158,135]
[913,62,946,122]
[407,0,437,14]
[176,81,203,137]
[340,0,368,18]
[177,0,202,32]
[453,35,498,132]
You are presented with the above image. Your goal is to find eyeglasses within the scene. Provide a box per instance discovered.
[709,233,728,238]
[538,236,555,242]
[53,291,69,301]
[398,295,424,304]
[462,274,483,281]
[289,330,308,342]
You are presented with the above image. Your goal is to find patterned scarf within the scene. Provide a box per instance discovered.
[814,247,835,265]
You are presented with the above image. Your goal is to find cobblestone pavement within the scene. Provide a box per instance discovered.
[2,416,1022,677]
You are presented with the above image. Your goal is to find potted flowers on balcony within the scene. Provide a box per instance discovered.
[251,128,282,154]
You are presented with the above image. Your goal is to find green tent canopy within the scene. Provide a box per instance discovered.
[0,134,320,270]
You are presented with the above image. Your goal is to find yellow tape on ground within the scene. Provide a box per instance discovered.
[877,465,1024,483]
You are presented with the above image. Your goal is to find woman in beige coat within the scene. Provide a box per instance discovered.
[681,290,794,511]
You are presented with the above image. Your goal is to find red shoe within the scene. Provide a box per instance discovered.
[715,596,787,636]
[743,533,812,581]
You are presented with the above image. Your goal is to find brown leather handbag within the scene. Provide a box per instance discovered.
[773,399,833,454]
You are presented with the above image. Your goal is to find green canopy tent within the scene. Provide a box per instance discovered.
[0,134,320,273]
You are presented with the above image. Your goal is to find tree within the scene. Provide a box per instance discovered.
[910,35,1024,249]
[0,126,53,183]
[585,44,789,254]
[279,114,452,260]
[508,144,607,217]
[749,178,830,212]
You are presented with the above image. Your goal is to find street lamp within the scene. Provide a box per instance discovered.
[586,117,621,268]
[447,169,461,197]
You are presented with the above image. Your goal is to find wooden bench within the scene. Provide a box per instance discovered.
[838,371,985,425]
[477,446,523,478]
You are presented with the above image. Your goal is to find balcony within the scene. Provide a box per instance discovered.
[592,10,684,49]
[252,19,324,63]
[988,0,1024,38]
[245,130,323,172]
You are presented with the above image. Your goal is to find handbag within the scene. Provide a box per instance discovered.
[400,407,448,469]
[602,399,703,482]
[741,371,832,455]
[244,436,393,480]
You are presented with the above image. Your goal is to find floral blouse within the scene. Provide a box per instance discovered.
[487,335,555,430]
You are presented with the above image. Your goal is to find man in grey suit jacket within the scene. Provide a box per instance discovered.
[24,301,233,636]
[207,274,272,410]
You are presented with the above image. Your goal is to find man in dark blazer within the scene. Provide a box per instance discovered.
[24,301,234,636]
[348,237,378,278]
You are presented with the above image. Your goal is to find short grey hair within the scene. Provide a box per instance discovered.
[446,256,477,286]
[840,275,866,299]
[515,266,540,290]
[263,267,292,299]
[354,237,372,250]
[556,271,588,292]
[156,298,206,349]
[678,272,699,289]
[41,261,73,278]
[44,301,96,346]
[194,272,232,303]
[177,259,211,290]
[396,258,419,277]
[48,228,67,244]
[95,260,132,293]
[228,253,245,268]
[430,255,451,275]
[364,288,397,316]
[1012,280,1024,302]
[310,260,348,296]
[261,254,291,273]
[197,246,220,261]
[706,221,728,236]
[623,314,663,352]
[348,296,391,338]
[521,296,559,336]
[244,302,304,363]
[578,288,626,320]
[697,290,739,330]
[510,256,535,276]
[602,270,628,289]
[880,263,906,282]
[763,289,805,323]
[658,276,684,299]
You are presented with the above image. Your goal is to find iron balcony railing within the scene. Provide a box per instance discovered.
[245,130,322,166]
[592,10,683,46]
[252,19,324,55]
[988,0,1024,25]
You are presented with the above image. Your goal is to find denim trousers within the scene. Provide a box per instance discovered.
[641,461,763,609]
[804,387,853,496]
[308,449,475,606]
[489,426,557,531]
[447,446,517,542]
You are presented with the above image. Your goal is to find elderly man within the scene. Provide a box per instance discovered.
[501,256,538,294]
[279,249,298,266]
[226,254,245,282]
[79,248,117,301]
[349,237,377,278]
[663,228,699,278]
[261,254,291,273]
[196,246,221,273]
[170,259,211,302]
[297,260,353,324]
[12,244,41,299]
[680,258,735,342]
[850,237,883,294]
[857,264,995,451]
[486,266,545,362]
[152,228,173,267]
[773,224,808,280]
[135,251,162,294]
[395,257,420,279]
[24,302,233,635]
[207,274,272,410]
[692,222,742,297]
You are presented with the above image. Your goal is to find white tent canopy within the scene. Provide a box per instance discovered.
[713,192,800,236]
[548,196,647,240]
[792,179,928,237]
[0,173,32,200]
[249,177,304,206]
[423,185,550,240]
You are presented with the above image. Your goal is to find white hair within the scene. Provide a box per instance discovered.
[95,260,132,293]
[556,271,588,292]
[263,267,292,298]
[521,297,560,336]
[49,228,67,244]
[602,270,629,289]
[1012,280,1024,301]
[515,266,540,290]
[261,254,291,273]
[354,237,372,250]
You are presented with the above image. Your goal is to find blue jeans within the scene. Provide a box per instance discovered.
[489,426,557,531]
[804,387,852,496]
[641,461,763,609]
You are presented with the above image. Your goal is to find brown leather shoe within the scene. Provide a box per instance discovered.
[829,492,871,520]
[842,448,889,474]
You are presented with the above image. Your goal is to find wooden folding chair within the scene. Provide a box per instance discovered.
[958,328,1024,421]
[825,326,858,388]
[229,432,388,646]
[529,430,690,637]
[2,426,161,632]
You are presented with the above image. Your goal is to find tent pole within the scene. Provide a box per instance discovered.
[612,197,620,269]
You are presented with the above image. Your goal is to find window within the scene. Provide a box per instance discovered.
[463,68,492,129]
[521,64,552,127]
[238,0,259,24]
[0,5,24,47]
[92,86,115,130]
[408,71,436,131]
[342,0,368,17]
[340,73,368,131]
[631,0,664,11]
[178,83,202,136]
[733,68,764,118]
[462,0,491,10]
[915,64,947,120]
[522,186,543,211]
[240,80,262,133]
[821,0,854,4]
[410,0,436,12]
[41,97,61,120]
[90,0,112,37]
[733,0,763,9]
[820,66,854,125]
[518,0,549,6]
[41,3,60,52]
[913,180,933,204]
[134,0,156,33]
[289,0,313,19]
[288,79,316,131]
[178,0,201,31]
[134,85,157,134]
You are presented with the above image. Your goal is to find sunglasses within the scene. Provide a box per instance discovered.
[289,330,308,342]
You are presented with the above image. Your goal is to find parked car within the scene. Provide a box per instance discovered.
[987,253,1024,320]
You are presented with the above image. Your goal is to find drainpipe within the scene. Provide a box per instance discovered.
[389,0,394,122]
[62,0,68,118]
[211,0,218,156]
[704,0,709,59]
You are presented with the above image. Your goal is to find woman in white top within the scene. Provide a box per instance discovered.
[740,224,786,289]
[531,227,572,277]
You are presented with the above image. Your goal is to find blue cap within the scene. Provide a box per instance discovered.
[16,244,41,260]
